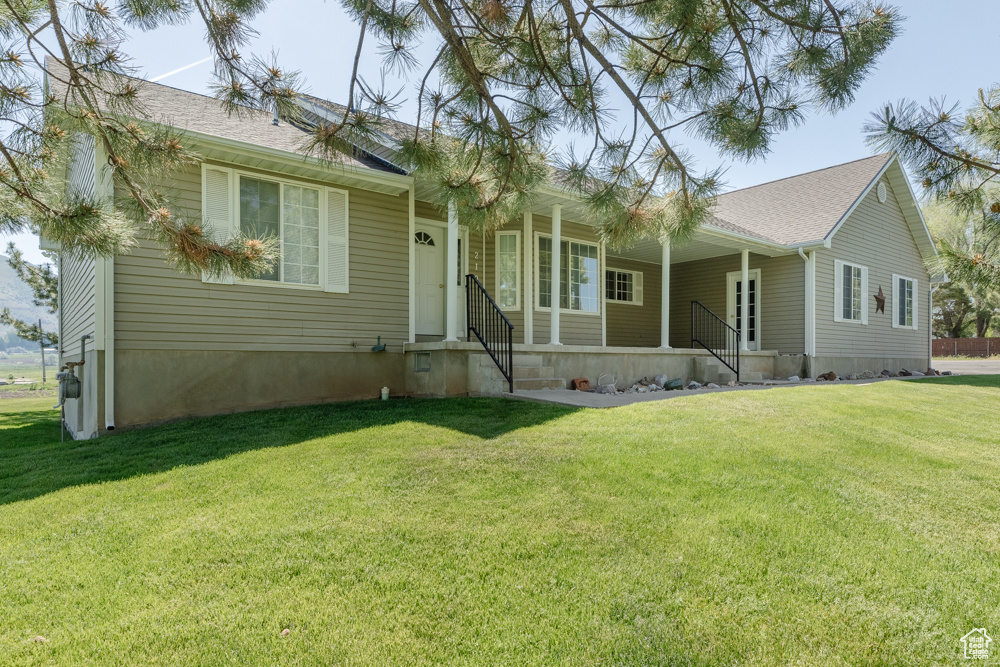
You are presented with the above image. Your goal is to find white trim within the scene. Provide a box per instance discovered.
[799,248,816,357]
[891,273,918,330]
[660,238,670,349]
[605,267,644,306]
[533,231,602,316]
[600,241,607,346]
[523,212,534,344]
[495,230,522,310]
[219,168,347,292]
[444,201,459,341]
[185,131,414,193]
[825,155,939,265]
[408,186,416,343]
[825,157,896,242]
[726,268,762,351]
[833,259,869,325]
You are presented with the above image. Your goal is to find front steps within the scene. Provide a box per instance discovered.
[485,360,566,391]
[693,355,763,384]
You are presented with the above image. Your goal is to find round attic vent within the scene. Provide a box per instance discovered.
[877,181,887,203]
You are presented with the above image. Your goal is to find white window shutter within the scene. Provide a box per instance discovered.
[324,188,349,293]
[860,266,869,325]
[890,274,899,328]
[912,278,918,330]
[634,271,643,306]
[833,260,843,322]
[202,165,235,284]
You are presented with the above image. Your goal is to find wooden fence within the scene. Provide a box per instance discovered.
[932,337,1000,357]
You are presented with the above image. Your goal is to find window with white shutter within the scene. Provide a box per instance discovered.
[200,164,349,292]
[833,259,868,324]
[201,164,235,284]
[891,274,917,330]
[324,188,349,293]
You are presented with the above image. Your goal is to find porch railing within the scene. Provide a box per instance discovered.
[691,300,740,381]
[466,273,514,393]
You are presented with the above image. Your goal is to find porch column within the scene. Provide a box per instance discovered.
[550,203,562,345]
[660,238,671,348]
[740,248,749,351]
[523,211,534,344]
[445,200,459,341]
[805,250,816,357]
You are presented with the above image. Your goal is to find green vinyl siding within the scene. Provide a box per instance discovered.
[113,161,410,353]
[815,179,930,359]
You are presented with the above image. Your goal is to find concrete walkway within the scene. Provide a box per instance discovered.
[511,377,905,408]
[932,359,1000,375]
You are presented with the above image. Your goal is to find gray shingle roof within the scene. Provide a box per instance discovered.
[707,153,895,245]
[45,59,387,172]
[48,59,897,247]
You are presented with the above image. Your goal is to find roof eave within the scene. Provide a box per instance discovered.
[824,154,938,264]
[182,129,415,193]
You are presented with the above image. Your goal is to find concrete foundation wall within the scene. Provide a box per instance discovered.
[404,342,792,396]
[807,356,931,379]
[113,349,405,429]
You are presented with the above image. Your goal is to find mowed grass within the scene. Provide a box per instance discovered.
[1,378,999,665]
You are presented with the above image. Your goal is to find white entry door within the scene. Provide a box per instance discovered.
[415,227,445,335]
[726,269,761,351]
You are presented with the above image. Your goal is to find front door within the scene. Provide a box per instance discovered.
[415,227,445,336]
[726,269,761,351]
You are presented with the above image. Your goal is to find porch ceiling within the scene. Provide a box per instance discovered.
[608,228,793,265]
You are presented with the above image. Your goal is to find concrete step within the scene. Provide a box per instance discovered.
[514,377,567,391]
[512,354,544,367]
[487,365,555,380]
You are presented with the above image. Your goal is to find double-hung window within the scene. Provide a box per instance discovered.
[834,259,868,324]
[495,231,520,309]
[892,274,918,329]
[201,164,350,293]
[605,268,643,305]
[239,177,320,285]
[537,235,600,313]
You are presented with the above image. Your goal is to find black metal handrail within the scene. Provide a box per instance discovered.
[691,300,740,381]
[466,273,515,392]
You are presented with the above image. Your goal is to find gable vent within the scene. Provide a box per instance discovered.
[877,181,887,203]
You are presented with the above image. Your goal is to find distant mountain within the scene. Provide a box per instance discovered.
[0,254,58,335]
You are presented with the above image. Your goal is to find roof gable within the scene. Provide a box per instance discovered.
[707,153,895,245]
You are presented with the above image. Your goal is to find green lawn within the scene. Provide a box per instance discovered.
[2,378,999,665]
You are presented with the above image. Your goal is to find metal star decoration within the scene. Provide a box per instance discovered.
[874,286,886,314]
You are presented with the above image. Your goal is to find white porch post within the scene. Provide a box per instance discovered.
[550,204,562,345]
[523,211,534,344]
[660,237,671,348]
[445,200,459,341]
[600,241,607,346]
[740,248,750,351]
[805,250,816,356]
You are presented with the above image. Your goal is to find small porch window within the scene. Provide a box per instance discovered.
[892,274,917,329]
[834,259,868,324]
[537,235,599,313]
[605,268,643,306]
[496,231,520,309]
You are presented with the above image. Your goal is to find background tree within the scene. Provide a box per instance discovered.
[866,87,1000,289]
[923,201,1000,338]
[0,243,58,345]
[2,0,899,278]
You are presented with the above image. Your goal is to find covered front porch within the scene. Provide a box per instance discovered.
[408,195,815,394]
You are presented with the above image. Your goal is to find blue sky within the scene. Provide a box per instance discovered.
[4,0,998,264]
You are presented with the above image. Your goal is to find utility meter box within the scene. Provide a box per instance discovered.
[57,371,81,400]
